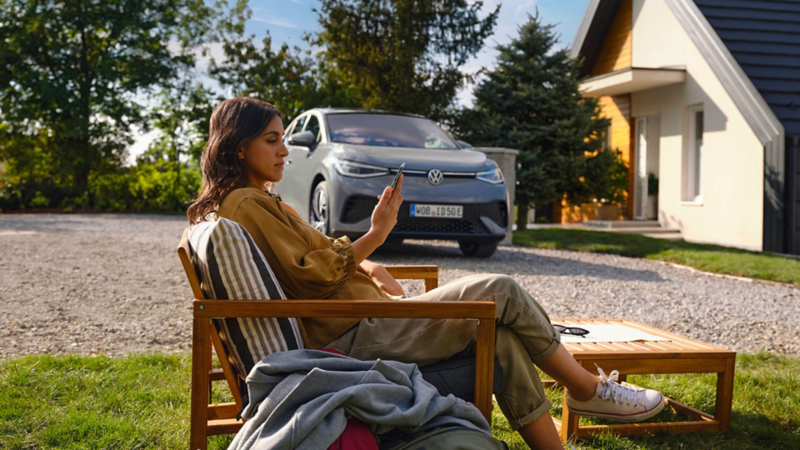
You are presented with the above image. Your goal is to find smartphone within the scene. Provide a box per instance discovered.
[391,163,406,190]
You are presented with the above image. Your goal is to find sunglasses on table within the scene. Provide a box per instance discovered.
[552,324,590,337]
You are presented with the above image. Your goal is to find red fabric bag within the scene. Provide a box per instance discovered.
[327,420,378,450]
[320,348,379,450]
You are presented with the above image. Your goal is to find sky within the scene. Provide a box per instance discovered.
[128,0,590,162]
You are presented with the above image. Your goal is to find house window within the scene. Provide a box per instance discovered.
[684,105,703,202]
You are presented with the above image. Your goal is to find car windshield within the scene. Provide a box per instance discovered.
[326,113,460,149]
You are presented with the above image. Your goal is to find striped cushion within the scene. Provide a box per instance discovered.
[188,218,304,383]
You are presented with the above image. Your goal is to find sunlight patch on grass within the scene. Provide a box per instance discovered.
[514,229,800,286]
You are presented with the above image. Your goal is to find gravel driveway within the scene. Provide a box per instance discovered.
[1,214,798,359]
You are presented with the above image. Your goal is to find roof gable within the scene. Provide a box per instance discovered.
[570,0,624,77]
[694,0,800,135]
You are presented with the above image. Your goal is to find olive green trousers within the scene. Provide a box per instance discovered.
[326,274,562,431]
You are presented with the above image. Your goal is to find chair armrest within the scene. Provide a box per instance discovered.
[384,265,438,280]
[193,299,495,320]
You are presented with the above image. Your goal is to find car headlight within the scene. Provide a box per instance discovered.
[476,165,504,184]
[334,160,390,178]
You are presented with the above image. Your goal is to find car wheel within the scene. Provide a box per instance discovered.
[458,241,498,258]
[310,181,331,235]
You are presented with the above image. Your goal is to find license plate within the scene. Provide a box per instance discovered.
[410,204,463,218]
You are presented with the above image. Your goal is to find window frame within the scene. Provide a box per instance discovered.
[288,115,308,140]
[683,104,704,204]
[303,113,323,143]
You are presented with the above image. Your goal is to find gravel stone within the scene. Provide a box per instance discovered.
[1,213,798,358]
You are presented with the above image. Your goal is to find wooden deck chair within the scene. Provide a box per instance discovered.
[178,228,496,450]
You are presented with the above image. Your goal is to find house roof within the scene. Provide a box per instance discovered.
[694,0,800,135]
[571,0,786,143]
[570,0,622,77]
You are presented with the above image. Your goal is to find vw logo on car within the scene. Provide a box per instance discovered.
[427,169,443,186]
[278,109,509,258]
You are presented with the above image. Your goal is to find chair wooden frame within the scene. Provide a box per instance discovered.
[178,230,496,450]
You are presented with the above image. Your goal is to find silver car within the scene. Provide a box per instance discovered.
[276,109,508,258]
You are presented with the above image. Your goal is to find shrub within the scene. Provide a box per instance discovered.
[0,159,200,213]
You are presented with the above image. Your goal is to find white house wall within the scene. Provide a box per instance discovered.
[630,0,764,251]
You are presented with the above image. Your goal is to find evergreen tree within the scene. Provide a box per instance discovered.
[313,0,499,121]
[457,13,614,228]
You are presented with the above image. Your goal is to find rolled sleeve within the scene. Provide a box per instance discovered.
[327,236,357,280]
[230,197,357,299]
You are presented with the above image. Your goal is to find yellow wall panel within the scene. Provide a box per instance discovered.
[591,0,632,76]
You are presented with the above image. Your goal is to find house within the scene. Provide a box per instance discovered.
[570,0,799,255]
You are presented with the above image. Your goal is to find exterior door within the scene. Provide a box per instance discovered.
[634,117,648,220]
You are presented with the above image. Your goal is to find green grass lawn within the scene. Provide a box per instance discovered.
[1,353,798,449]
[513,229,800,286]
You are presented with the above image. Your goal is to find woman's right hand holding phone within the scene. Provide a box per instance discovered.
[351,174,403,265]
[371,174,403,240]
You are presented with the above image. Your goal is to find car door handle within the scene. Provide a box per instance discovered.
[285,159,293,165]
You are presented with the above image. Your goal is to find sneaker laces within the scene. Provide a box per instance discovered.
[596,365,645,408]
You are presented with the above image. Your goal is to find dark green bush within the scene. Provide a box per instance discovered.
[0,160,200,213]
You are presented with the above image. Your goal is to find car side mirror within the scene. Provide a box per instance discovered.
[457,140,473,149]
[288,131,316,148]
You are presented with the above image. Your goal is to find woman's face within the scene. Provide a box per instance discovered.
[238,115,289,187]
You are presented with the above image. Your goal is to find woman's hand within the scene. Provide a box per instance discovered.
[351,174,403,265]
[370,174,403,240]
[359,260,405,297]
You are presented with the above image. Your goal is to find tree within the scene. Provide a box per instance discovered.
[209,1,357,123]
[149,83,217,199]
[0,0,215,188]
[313,0,499,121]
[456,13,613,228]
[211,34,321,124]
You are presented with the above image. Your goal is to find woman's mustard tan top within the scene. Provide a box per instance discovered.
[216,186,390,349]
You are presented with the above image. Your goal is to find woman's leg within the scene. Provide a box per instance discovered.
[537,345,599,402]
[490,327,564,450]
[326,274,661,447]
[518,414,563,450]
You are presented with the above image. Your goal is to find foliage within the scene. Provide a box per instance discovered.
[585,149,629,205]
[0,149,201,212]
[89,153,202,212]
[209,1,328,124]
[313,0,499,121]
[149,82,218,187]
[0,0,215,187]
[514,228,800,286]
[455,13,611,227]
[648,172,659,197]
[2,353,799,449]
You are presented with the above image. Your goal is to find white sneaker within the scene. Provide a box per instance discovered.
[566,366,666,422]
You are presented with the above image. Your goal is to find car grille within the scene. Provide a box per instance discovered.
[341,196,507,235]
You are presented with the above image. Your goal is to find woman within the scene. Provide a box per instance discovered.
[187,97,665,450]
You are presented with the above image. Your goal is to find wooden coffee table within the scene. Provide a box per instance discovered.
[547,318,736,443]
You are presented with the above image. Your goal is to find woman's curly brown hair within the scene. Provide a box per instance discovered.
[187,97,283,224]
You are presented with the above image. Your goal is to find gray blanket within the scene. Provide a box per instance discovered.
[229,350,491,450]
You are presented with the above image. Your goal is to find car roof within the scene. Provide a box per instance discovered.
[311,108,428,120]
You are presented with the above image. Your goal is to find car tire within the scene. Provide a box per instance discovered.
[458,241,498,258]
[310,181,331,236]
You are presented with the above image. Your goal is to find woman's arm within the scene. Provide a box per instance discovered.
[280,175,403,266]
[281,198,403,296]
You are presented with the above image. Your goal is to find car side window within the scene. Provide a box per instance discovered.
[283,122,296,143]
[288,116,307,142]
[305,115,322,142]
